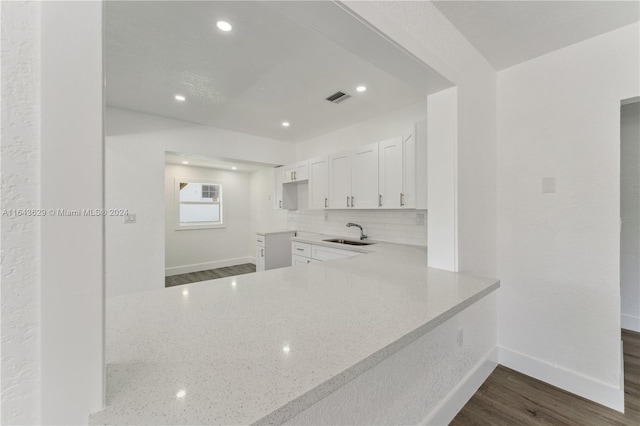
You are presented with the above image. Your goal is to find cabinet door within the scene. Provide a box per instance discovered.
[256,246,265,272]
[294,160,309,181]
[402,133,417,208]
[378,137,403,208]
[308,156,329,209]
[351,142,379,209]
[328,151,351,209]
[275,168,284,209]
[282,166,295,183]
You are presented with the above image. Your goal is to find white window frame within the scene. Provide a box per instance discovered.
[174,178,225,230]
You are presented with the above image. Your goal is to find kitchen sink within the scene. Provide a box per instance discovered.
[323,238,375,246]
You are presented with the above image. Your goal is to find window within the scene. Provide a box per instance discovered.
[175,179,223,229]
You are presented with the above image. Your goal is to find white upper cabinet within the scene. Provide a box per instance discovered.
[378,136,404,208]
[328,143,379,209]
[378,133,416,209]
[283,160,308,183]
[275,167,284,209]
[328,151,352,209]
[402,132,417,209]
[351,143,379,209]
[308,156,329,209]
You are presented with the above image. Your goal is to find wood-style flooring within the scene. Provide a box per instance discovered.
[451,329,640,425]
[165,263,256,287]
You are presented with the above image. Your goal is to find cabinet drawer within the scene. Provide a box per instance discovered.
[311,244,360,261]
[291,241,311,257]
[292,254,312,266]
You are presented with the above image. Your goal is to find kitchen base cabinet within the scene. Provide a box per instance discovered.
[256,231,296,272]
[292,241,361,264]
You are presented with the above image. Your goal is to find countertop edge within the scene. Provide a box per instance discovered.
[252,280,501,425]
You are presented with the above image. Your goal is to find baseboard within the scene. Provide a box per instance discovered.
[622,314,640,332]
[421,347,498,425]
[498,346,624,413]
[165,257,254,276]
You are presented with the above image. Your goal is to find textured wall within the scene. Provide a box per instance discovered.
[0,2,41,424]
[497,24,639,403]
[288,209,427,247]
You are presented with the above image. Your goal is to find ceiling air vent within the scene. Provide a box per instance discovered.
[326,91,351,104]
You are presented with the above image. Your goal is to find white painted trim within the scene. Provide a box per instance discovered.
[421,347,498,425]
[622,314,640,332]
[498,346,625,413]
[165,257,254,276]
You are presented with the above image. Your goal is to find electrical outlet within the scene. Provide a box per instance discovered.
[416,213,425,225]
[324,210,329,220]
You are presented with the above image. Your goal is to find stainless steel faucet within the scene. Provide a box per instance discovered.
[346,223,367,240]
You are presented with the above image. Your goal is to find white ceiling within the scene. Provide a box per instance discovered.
[432,1,640,70]
[105,1,444,143]
[165,152,266,173]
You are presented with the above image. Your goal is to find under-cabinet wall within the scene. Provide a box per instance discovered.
[288,209,427,247]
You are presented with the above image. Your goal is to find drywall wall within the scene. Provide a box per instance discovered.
[40,1,105,423]
[105,108,294,297]
[285,292,497,425]
[249,167,288,257]
[497,24,640,410]
[165,164,253,275]
[621,101,640,332]
[427,88,458,271]
[343,1,497,279]
[287,209,427,246]
[1,2,41,424]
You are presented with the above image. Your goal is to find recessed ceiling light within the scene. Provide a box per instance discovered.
[182,161,189,165]
[282,122,290,127]
[231,166,237,170]
[175,95,186,101]
[216,21,232,32]
[356,86,367,92]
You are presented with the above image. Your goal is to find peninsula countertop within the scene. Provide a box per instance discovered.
[90,233,499,425]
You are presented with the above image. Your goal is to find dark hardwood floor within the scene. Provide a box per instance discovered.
[165,263,256,287]
[451,329,640,425]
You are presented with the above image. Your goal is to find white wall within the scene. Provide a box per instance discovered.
[497,24,640,410]
[40,1,105,423]
[249,167,288,256]
[165,164,253,275]
[105,108,294,297]
[1,2,41,424]
[427,88,458,270]
[621,101,640,332]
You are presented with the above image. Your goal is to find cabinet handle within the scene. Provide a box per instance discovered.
[261,248,264,257]
[257,239,263,243]
[307,260,311,263]
[294,171,297,180]
[279,200,282,208]
[296,248,304,251]
[347,196,350,208]
[324,197,328,208]
[378,194,382,207]
[400,193,405,206]
[351,196,354,208]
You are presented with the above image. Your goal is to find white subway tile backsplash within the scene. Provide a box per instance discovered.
[287,209,427,246]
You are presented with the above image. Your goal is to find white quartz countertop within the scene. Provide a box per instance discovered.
[256,229,297,236]
[91,233,499,425]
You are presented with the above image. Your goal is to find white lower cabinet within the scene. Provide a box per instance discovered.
[292,241,360,264]
[256,231,296,272]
